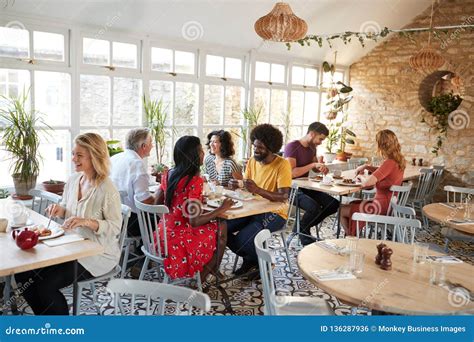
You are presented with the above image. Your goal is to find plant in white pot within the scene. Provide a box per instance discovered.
[240,106,263,166]
[323,126,338,163]
[0,90,49,199]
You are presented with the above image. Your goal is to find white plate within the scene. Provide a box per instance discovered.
[319,182,334,187]
[335,180,362,187]
[207,199,243,209]
[38,227,65,241]
[223,190,255,201]
[10,219,34,228]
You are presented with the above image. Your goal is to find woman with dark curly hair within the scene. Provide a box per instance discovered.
[227,124,292,279]
[204,130,242,187]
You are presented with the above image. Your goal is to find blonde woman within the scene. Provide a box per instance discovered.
[340,129,406,236]
[15,133,122,315]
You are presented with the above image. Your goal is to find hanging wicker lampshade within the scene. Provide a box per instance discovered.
[254,2,308,42]
[409,47,445,73]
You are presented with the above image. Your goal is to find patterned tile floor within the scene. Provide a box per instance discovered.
[4,216,473,316]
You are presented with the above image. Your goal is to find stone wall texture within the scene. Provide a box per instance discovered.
[348,0,474,198]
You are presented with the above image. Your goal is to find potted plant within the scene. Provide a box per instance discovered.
[42,179,65,194]
[106,140,124,156]
[324,126,338,163]
[240,106,263,160]
[335,117,357,161]
[143,94,171,182]
[423,92,463,155]
[0,90,49,199]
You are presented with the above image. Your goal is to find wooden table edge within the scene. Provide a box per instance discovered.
[422,203,474,235]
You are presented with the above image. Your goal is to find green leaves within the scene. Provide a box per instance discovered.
[143,94,172,165]
[0,88,50,182]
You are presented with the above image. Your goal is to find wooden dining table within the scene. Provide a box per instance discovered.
[298,238,474,315]
[422,203,474,236]
[291,164,423,238]
[0,198,103,315]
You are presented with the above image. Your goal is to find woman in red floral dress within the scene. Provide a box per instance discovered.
[155,136,234,281]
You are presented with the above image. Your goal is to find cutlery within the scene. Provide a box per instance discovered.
[46,215,53,229]
[440,203,457,209]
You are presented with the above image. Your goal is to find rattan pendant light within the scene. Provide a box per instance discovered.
[254,2,308,42]
[409,1,445,72]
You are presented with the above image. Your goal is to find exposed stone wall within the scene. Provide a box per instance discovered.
[348,0,474,198]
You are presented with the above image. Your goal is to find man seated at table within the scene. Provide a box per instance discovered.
[284,122,339,246]
[227,124,292,278]
[110,128,159,276]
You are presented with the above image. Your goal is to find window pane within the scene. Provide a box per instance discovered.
[255,61,270,82]
[151,47,172,72]
[111,129,130,150]
[289,126,302,142]
[228,127,243,161]
[290,90,304,125]
[0,140,11,186]
[304,92,319,125]
[113,77,142,126]
[175,51,195,74]
[305,68,318,87]
[321,70,344,88]
[292,66,304,85]
[83,38,110,66]
[175,82,198,125]
[33,31,64,62]
[203,85,223,125]
[0,26,29,58]
[320,92,331,123]
[269,89,287,125]
[149,80,173,126]
[38,130,71,183]
[224,86,243,125]
[80,129,110,140]
[271,63,285,83]
[253,88,270,123]
[80,75,110,126]
[34,71,71,127]
[174,127,197,143]
[225,57,242,79]
[206,55,224,77]
[112,42,137,68]
[149,128,172,167]
[0,69,30,111]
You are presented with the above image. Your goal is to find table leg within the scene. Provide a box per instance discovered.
[72,260,78,316]
[336,195,342,238]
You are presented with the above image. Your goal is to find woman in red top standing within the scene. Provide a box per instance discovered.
[340,130,406,236]
[155,136,234,281]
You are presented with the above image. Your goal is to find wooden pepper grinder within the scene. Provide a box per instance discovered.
[375,242,386,265]
[380,246,393,271]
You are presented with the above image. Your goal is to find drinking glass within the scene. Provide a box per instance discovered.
[344,237,359,255]
[349,251,365,277]
[413,242,429,264]
[429,261,446,285]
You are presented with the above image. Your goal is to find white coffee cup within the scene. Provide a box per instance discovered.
[322,175,333,185]
[333,170,342,177]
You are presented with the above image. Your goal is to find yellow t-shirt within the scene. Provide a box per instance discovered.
[244,155,292,219]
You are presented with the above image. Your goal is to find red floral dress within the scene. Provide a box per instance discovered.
[156,173,218,279]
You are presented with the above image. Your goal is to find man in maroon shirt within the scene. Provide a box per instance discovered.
[284,122,340,245]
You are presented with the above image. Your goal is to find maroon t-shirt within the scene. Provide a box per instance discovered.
[283,140,316,177]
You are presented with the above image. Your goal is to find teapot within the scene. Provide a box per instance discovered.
[12,228,39,250]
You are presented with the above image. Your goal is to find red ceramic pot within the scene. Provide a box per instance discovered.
[12,228,39,250]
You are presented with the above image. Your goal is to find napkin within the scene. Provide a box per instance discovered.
[448,219,474,225]
[426,255,463,264]
[42,234,85,247]
[311,269,356,281]
[316,241,344,254]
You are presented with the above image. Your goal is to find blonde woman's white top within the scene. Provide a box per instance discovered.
[61,172,122,277]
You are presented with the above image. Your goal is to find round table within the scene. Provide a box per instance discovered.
[298,239,474,315]
[423,203,474,235]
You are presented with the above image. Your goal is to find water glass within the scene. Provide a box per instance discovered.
[215,185,224,197]
[413,242,429,264]
[429,261,446,285]
[344,237,359,254]
[349,251,365,277]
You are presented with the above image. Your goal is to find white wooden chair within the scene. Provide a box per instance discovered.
[254,229,333,316]
[426,165,444,203]
[347,157,368,170]
[352,213,421,243]
[407,168,433,226]
[442,186,474,251]
[391,199,417,244]
[134,196,202,290]
[387,181,413,215]
[28,189,61,217]
[74,204,131,314]
[107,279,210,315]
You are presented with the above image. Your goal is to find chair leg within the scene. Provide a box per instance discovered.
[139,257,150,280]
[74,283,83,315]
[444,238,449,253]
[195,273,202,292]
[280,232,293,273]
[232,255,240,273]
[121,243,130,279]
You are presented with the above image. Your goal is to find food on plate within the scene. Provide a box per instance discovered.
[311,175,323,182]
[32,225,52,237]
[342,178,356,185]
[333,175,343,180]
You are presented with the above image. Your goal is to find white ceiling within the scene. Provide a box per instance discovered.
[2,0,432,66]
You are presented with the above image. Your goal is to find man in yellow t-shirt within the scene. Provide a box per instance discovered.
[227,124,292,279]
